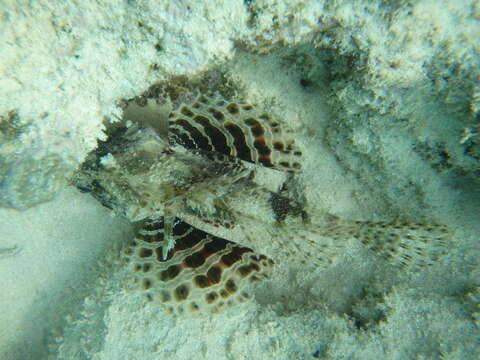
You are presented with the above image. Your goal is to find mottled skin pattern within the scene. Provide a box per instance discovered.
[74,93,450,316]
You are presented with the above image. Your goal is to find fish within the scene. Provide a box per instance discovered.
[75,92,450,316]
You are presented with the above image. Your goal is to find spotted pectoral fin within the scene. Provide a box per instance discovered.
[307,217,451,270]
[349,220,451,269]
[168,93,303,173]
[122,217,273,315]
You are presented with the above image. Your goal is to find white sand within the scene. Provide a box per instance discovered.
[0,188,131,359]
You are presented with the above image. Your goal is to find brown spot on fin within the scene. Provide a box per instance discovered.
[123,217,273,316]
[345,220,451,269]
[282,216,451,270]
[168,93,303,173]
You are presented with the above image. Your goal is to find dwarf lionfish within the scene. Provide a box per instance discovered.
[75,90,450,316]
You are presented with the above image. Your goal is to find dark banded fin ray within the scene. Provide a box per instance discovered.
[168,94,303,173]
[122,217,273,316]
